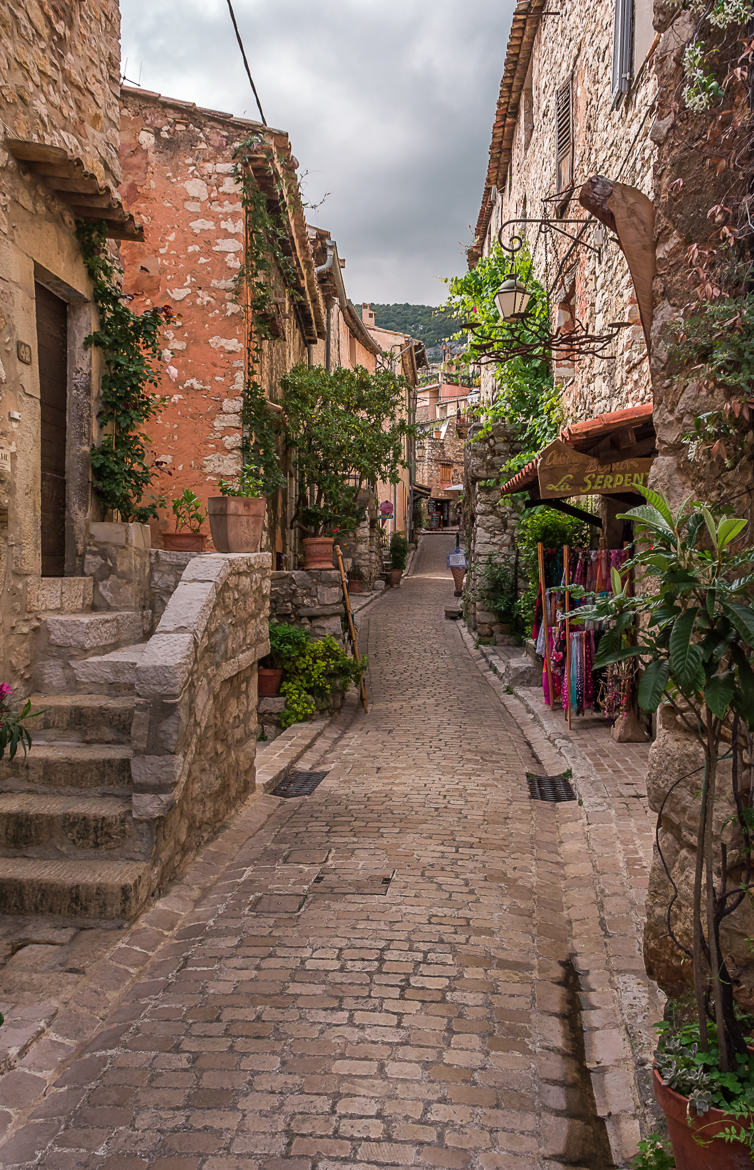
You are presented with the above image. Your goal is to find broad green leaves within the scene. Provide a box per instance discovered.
[638,660,670,711]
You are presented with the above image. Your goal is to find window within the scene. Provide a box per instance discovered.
[555,80,574,195]
[440,463,452,486]
[612,0,634,103]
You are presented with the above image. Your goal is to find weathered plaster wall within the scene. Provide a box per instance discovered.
[480,0,657,424]
[0,0,121,688]
[119,90,311,557]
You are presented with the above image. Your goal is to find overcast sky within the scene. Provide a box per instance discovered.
[120,0,515,306]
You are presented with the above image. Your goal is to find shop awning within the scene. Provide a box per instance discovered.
[412,482,431,498]
[6,139,143,241]
[500,403,655,500]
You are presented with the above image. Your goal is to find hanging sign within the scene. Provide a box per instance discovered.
[537,439,652,499]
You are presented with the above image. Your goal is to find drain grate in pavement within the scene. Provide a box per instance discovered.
[527,771,577,803]
[273,769,329,798]
[310,869,395,896]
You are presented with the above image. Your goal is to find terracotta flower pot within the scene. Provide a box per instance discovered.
[258,667,283,697]
[388,568,403,587]
[163,532,206,552]
[450,566,466,596]
[348,579,364,594]
[303,537,335,570]
[208,497,266,553]
[653,1068,753,1170]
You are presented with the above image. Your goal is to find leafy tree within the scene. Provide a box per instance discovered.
[369,303,461,350]
[441,244,559,481]
[282,364,415,536]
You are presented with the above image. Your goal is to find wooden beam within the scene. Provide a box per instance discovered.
[524,496,603,528]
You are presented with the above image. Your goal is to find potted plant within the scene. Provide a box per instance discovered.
[209,463,268,554]
[279,634,367,729]
[258,621,311,697]
[575,487,754,1168]
[347,564,365,594]
[0,683,44,761]
[164,489,207,551]
[388,531,408,587]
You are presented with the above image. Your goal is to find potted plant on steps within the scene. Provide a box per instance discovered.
[347,564,365,594]
[388,531,408,587]
[258,621,311,697]
[209,463,270,554]
[164,490,207,551]
[575,486,754,1169]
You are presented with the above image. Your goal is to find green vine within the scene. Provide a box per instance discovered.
[230,134,304,497]
[79,222,169,523]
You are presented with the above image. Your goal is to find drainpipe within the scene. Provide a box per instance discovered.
[314,241,336,372]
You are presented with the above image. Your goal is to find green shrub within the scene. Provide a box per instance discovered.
[279,636,366,729]
[389,531,408,570]
[475,553,517,624]
[266,622,311,671]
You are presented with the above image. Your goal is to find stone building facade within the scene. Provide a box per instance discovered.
[471,0,657,423]
[119,87,326,562]
[0,0,140,690]
[415,376,470,528]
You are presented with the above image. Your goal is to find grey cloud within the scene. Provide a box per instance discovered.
[120,0,515,303]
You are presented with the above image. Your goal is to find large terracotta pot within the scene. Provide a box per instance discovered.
[388,568,403,588]
[163,532,206,552]
[303,536,335,569]
[348,578,364,594]
[653,1068,753,1169]
[450,566,466,596]
[208,497,266,553]
[258,667,283,697]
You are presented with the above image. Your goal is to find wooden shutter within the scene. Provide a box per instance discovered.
[612,0,634,102]
[36,282,68,578]
[555,80,573,195]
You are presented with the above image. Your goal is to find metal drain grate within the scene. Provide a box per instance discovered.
[310,869,395,896]
[527,771,577,803]
[273,769,329,798]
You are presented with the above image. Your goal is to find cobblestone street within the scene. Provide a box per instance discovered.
[0,535,648,1169]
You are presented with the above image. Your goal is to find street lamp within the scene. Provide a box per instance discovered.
[494,275,531,322]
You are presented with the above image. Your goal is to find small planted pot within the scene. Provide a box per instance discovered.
[303,536,335,570]
[208,497,266,553]
[258,667,283,697]
[388,568,403,587]
[653,1068,753,1170]
[163,532,206,552]
[348,578,364,594]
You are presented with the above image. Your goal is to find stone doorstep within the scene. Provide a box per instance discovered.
[456,619,657,1169]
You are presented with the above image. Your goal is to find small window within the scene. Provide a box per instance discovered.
[555,80,574,195]
[612,0,634,103]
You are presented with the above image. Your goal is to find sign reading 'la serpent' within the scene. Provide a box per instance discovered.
[537,439,653,500]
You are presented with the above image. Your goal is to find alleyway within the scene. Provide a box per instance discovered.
[1,535,615,1169]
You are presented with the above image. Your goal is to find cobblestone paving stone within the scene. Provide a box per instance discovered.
[0,536,611,1169]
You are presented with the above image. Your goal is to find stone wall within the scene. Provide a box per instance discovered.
[270,570,345,642]
[84,522,151,615]
[0,0,122,690]
[478,0,656,423]
[642,4,754,1000]
[132,552,271,891]
[463,423,520,638]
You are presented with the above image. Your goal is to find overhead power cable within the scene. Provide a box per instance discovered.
[224,0,267,126]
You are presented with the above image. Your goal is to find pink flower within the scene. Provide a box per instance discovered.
[0,682,13,702]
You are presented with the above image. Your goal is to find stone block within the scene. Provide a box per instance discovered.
[157,580,217,635]
[136,634,194,697]
[131,754,185,790]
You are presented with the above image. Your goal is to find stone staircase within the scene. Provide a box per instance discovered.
[0,597,154,921]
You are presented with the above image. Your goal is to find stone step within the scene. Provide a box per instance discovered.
[0,743,132,792]
[70,644,146,694]
[43,610,147,657]
[0,857,150,919]
[26,577,94,614]
[30,694,136,744]
[0,792,134,852]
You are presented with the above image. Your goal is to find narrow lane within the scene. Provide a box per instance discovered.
[1,535,609,1169]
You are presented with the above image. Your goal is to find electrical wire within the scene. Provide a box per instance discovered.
[224,0,267,126]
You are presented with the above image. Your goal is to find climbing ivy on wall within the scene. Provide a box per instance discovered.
[79,222,169,523]
[229,134,303,498]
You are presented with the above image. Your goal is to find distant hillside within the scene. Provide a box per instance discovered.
[370,303,460,351]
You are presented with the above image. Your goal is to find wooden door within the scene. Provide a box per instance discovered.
[35,282,68,577]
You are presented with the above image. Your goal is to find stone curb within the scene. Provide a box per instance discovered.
[456,619,658,1169]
